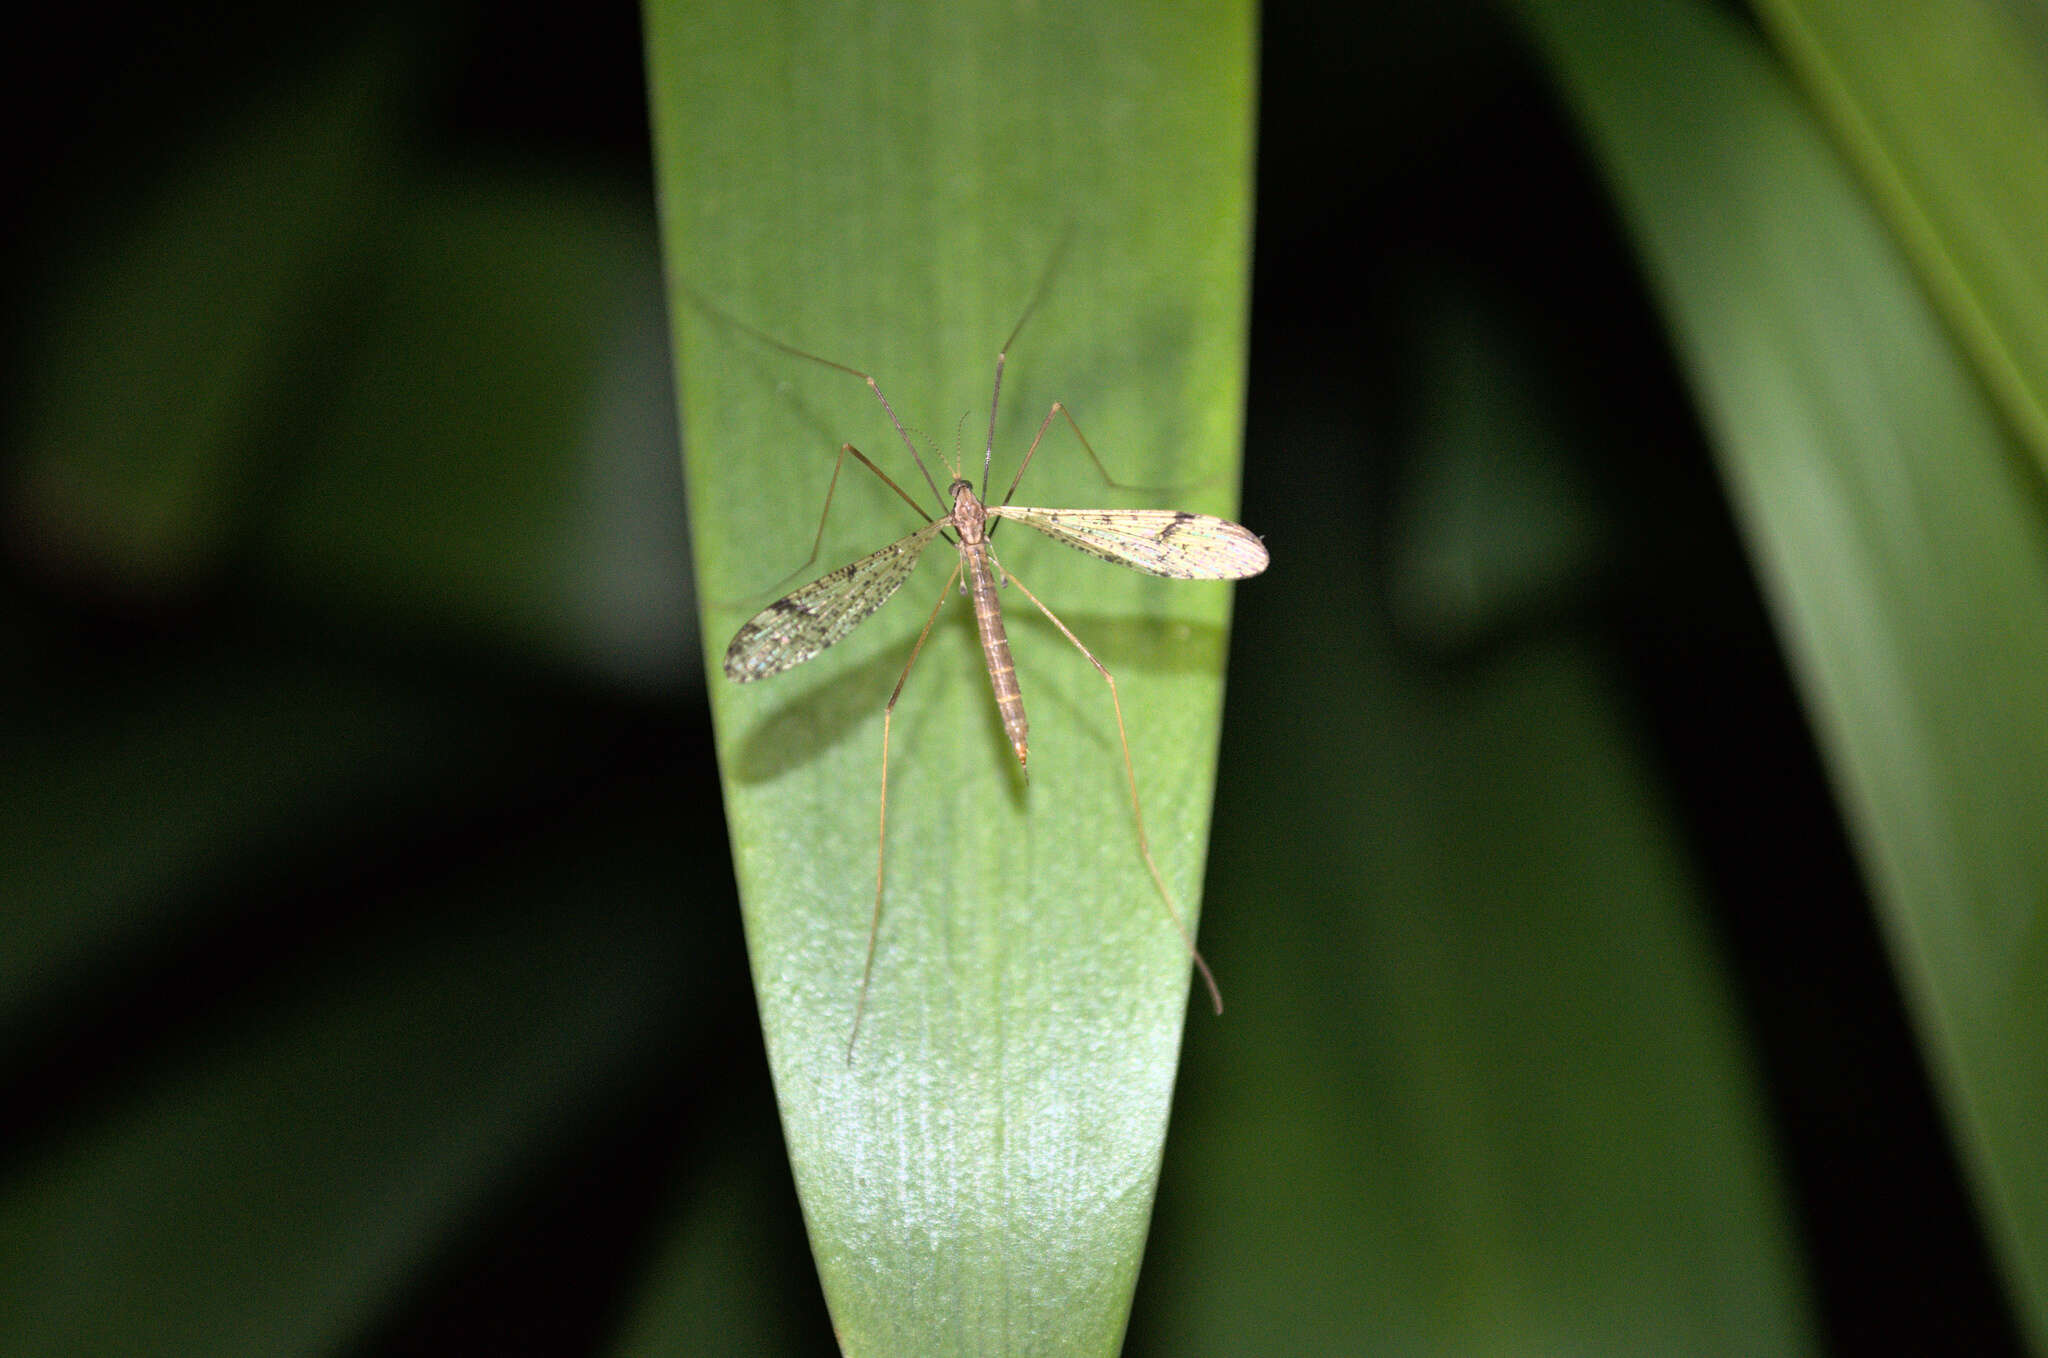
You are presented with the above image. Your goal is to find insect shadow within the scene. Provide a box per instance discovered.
[731,606,1232,788]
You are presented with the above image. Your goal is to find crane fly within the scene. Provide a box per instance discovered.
[714,276,1268,1058]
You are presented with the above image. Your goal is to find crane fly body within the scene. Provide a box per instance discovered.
[726,476,1030,763]
[715,273,1268,1058]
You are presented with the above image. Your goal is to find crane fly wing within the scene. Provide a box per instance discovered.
[989,506,1269,580]
[724,521,948,681]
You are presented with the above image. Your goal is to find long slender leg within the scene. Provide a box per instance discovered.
[682,285,950,509]
[1000,570,1225,1015]
[992,403,1184,524]
[849,562,964,1061]
[733,442,944,607]
[978,229,1072,499]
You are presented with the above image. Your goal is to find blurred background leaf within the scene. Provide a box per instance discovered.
[1519,0,2048,1348]
[1751,0,2048,475]
[2,0,2042,1354]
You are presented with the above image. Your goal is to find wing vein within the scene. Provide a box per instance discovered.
[723,521,948,680]
[989,506,1269,579]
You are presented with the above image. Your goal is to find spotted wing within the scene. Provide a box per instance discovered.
[723,521,947,681]
[989,506,1269,580]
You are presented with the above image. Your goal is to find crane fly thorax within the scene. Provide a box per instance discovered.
[948,479,989,545]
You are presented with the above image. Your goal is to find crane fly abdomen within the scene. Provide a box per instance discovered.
[967,542,1028,767]
[943,476,1029,768]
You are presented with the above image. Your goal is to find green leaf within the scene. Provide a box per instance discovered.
[642,2,1256,1351]
[1518,0,2048,1344]
[1751,0,2048,478]
[1143,303,1818,1354]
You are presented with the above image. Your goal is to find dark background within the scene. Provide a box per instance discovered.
[0,2,2020,1353]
